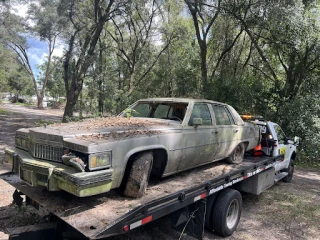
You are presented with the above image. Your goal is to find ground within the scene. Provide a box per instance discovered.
[0,102,319,240]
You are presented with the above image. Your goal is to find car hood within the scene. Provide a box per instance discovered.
[17,117,181,144]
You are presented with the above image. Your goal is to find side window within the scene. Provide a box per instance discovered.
[154,104,171,118]
[188,104,212,126]
[274,125,286,144]
[212,105,233,125]
[132,103,150,117]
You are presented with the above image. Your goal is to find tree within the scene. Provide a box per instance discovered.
[184,0,243,99]
[37,56,65,101]
[7,66,33,100]
[26,0,64,108]
[59,0,125,121]
[107,0,176,98]
[0,0,64,108]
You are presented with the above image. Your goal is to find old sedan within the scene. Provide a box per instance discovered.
[5,98,260,198]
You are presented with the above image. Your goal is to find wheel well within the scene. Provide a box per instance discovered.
[119,149,168,190]
[291,151,297,160]
[243,141,249,151]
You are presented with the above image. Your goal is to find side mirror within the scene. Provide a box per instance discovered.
[294,136,300,146]
[192,118,203,127]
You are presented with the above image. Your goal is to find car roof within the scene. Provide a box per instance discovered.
[137,98,228,106]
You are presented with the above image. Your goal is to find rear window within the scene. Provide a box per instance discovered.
[226,105,244,126]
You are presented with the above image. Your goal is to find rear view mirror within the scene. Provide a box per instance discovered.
[294,136,300,146]
[193,118,202,127]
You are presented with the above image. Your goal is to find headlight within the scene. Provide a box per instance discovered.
[15,137,22,146]
[15,136,28,149]
[88,152,112,170]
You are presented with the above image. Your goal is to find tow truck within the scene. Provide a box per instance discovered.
[1,116,299,240]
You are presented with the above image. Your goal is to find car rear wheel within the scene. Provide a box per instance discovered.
[226,143,245,164]
[123,151,153,198]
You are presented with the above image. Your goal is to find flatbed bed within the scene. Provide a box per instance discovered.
[1,154,284,239]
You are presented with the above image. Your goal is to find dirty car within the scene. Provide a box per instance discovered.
[5,98,260,198]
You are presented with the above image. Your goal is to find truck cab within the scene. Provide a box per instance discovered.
[253,120,299,178]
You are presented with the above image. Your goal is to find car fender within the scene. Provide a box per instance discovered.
[118,145,169,185]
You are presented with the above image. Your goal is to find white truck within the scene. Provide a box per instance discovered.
[1,117,299,240]
[249,117,298,182]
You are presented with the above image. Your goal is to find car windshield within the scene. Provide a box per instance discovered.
[125,102,188,122]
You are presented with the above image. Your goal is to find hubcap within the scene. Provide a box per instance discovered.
[226,199,240,229]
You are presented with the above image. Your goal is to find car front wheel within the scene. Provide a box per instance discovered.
[123,151,153,198]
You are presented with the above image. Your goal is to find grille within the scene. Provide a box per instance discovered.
[29,141,63,162]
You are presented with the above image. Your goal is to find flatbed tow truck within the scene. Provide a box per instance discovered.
[1,153,288,240]
[1,116,299,240]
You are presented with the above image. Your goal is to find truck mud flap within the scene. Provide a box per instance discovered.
[171,198,206,240]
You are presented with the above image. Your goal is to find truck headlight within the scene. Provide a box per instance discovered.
[88,152,112,170]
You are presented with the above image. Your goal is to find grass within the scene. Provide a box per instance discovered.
[295,158,320,170]
[0,108,17,116]
[14,102,32,106]
[34,119,60,126]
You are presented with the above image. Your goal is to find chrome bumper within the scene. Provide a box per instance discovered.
[4,148,113,197]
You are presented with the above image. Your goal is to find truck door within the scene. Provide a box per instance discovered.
[211,105,240,160]
[271,124,291,171]
[178,103,219,170]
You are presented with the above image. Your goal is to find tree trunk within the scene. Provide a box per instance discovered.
[37,97,44,108]
[199,41,208,98]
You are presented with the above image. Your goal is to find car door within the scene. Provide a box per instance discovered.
[178,103,219,171]
[211,104,240,160]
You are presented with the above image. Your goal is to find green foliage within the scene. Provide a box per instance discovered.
[123,108,138,118]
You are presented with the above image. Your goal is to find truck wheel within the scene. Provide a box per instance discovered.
[211,188,242,237]
[226,143,245,164]
[282,159,294,182]
[123,151,153,198]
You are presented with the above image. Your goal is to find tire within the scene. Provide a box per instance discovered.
[226,143,245,164]
[211,188,242,237]
[205,194,217,230]
[123,151,153,198]
[282,159,294,182]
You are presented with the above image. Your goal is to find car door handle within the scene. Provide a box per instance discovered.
[213,131,219,134]
[233,130,239,133]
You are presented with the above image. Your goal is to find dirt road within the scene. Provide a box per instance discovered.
[0,102,319,240]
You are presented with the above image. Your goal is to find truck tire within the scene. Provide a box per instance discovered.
[282,159,294,182]
[226,143,245,164]
[123,151,153,198]
[211,188,242,237]
[205,194,217,230]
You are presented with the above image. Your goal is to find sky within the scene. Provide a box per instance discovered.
[13,3,64,78]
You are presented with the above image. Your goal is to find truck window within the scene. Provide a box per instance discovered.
[188,104,212,126]
[212,105,234,125]
[274,125,286,144]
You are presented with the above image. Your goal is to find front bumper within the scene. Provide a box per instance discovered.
[4,148,113,197]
